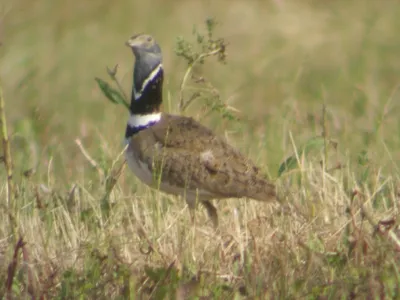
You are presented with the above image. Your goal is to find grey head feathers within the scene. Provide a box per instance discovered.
[126,34,163,99]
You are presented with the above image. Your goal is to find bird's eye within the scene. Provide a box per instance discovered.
[147,36,152,42]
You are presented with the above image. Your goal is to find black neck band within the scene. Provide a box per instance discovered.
[125,120,158,138]
[130,67,164,115]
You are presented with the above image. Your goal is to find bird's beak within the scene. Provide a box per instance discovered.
[125,39,134,48]
[126,36,140,48]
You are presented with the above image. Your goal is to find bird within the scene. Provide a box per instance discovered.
[124,34,277,227]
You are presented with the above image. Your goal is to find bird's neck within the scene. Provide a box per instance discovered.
[125,64,164,140]
[124,112,161,142]
[130,63,164,115]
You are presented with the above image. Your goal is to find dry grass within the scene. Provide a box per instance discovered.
[1,0,400,298]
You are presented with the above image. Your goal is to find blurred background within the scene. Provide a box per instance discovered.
[1,0,400,185]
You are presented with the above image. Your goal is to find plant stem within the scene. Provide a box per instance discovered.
[322,103,328,171]
[0,79,17,240]
[107,65,129,106]
[178,48,223,113]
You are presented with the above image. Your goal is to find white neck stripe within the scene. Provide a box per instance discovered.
[134,64,163,100]
[127,113,161,129]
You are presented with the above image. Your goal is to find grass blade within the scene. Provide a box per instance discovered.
[278,136,327,176]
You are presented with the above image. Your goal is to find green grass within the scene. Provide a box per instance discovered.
[1,0,400,298]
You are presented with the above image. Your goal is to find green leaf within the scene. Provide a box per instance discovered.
[357,149,369,166]
[278,136,327,176]
[293,278,306,292]
[325,252,347,268]
[144,266,165,282]
[359,166,370,184]
[95,77,129,110]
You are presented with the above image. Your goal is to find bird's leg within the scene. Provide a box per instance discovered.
[201,201,219,228]
[186,197,197,227]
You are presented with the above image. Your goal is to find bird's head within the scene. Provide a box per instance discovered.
[126,34,162,57]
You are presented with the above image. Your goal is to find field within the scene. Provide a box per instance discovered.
[1,0,400,298]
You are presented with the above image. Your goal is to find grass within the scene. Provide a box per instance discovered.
[1,0,400,298]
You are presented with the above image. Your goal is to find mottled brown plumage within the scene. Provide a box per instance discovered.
[126,114,277,227]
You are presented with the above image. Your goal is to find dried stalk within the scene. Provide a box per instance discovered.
[0,79,17,240]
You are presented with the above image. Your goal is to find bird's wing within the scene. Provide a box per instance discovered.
[130,114,276,201]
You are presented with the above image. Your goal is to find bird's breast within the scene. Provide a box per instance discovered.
[125,151,154,187]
